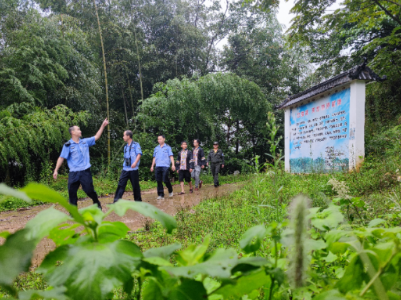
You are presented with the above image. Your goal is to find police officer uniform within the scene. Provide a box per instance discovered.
[153,144,174,198]
[60,137,102,208]
[207,143,225,187]
[113,141,142,202]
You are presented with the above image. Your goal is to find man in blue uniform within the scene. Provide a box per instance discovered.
[150,135,176,200]
[53,118,109,209]
[113,130,142,203]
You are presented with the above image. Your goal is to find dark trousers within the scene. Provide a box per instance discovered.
[114,170,142,202]
[210,163,221,186]
[155,167,173,197]
[68,168,101,208]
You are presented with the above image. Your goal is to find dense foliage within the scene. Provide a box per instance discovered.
[0,0,312,184]
[2,167,401,299]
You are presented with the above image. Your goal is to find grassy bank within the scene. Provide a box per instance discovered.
[2,163,401,298]
[130,168,401,254]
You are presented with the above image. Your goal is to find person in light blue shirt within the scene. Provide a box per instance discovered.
[113,130,142,203]
[150,135,176,199]
[53,118,109,209]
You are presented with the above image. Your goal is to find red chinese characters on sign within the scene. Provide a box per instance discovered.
[298,97,342,118]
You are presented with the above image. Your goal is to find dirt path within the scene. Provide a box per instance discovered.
[0,183,241,266]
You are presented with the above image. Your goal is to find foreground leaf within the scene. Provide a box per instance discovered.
[239,225,266,254]
[212,269,271,298]
[18,287,68,300]
[110,200,177,233]
[25,207,71,241]
[0,183,31,203]
[162,248,238,279]
[39,240,142,300]
[144,243,181,259]
[313,289,346,300]
[21,183,84,225]
[0,230,35,289]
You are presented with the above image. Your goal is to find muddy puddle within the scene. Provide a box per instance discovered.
[0,183,241,266]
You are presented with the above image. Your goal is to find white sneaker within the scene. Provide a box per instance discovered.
[157,196,164,200]
[169,192,174,198]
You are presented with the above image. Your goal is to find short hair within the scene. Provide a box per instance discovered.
[158,135,165,139]
[69,126,76,135]
[194,139,200,145]
[124,130,133,139]
[181,141,187,145]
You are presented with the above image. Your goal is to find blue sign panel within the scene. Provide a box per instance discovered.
[290,88,350,173]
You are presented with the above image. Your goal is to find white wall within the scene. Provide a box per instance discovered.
[284,108,290,172]
[349,80,366,170]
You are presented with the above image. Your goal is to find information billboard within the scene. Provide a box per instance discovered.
[289,88,350,173]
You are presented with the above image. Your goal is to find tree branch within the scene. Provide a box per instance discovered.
[372,0,401,26]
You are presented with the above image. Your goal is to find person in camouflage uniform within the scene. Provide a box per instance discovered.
[207,141,224,187]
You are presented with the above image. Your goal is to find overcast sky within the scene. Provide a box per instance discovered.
[276,0,295,31]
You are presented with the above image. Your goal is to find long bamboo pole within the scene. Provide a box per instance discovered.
[133,28,145,133]
[93,0,111,165]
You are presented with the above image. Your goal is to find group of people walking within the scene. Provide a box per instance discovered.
[53,118,225,209]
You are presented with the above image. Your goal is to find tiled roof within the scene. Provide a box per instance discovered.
[277,63,386,109]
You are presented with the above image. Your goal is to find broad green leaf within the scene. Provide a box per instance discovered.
[142,277,164,300]
[203,277,221,294]
[97,221,130,243]
[49,223,82,246]
[335,254,364,292]
[169,278,207,300]
[368,218,386,228]
[0,230,35,288]
[311,205,344,231]
[239,225,266,254]
[79,204,105,226]
[373,242,394,267]
[328,242,349,254]
[313,289,346,300]
[176,236,210,266]
[307,239,327,251]
[231,257,268,274]
[110,200,176,233]
[39,240,142,300]
[322,251,338,263]
[25,207,71,241]
[212,269,271,298]
[0,183,31,203]
[21,183,84,225]
[162,248,238,279]
[18,287,68,300]
[143,256,173,266]
[144,243,181,259]
[325,230,347,245]
[351,197,365,208]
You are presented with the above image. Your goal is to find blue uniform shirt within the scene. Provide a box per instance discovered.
[123,141,142,171]
[153,144,173,167]
[60,137,96,172]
